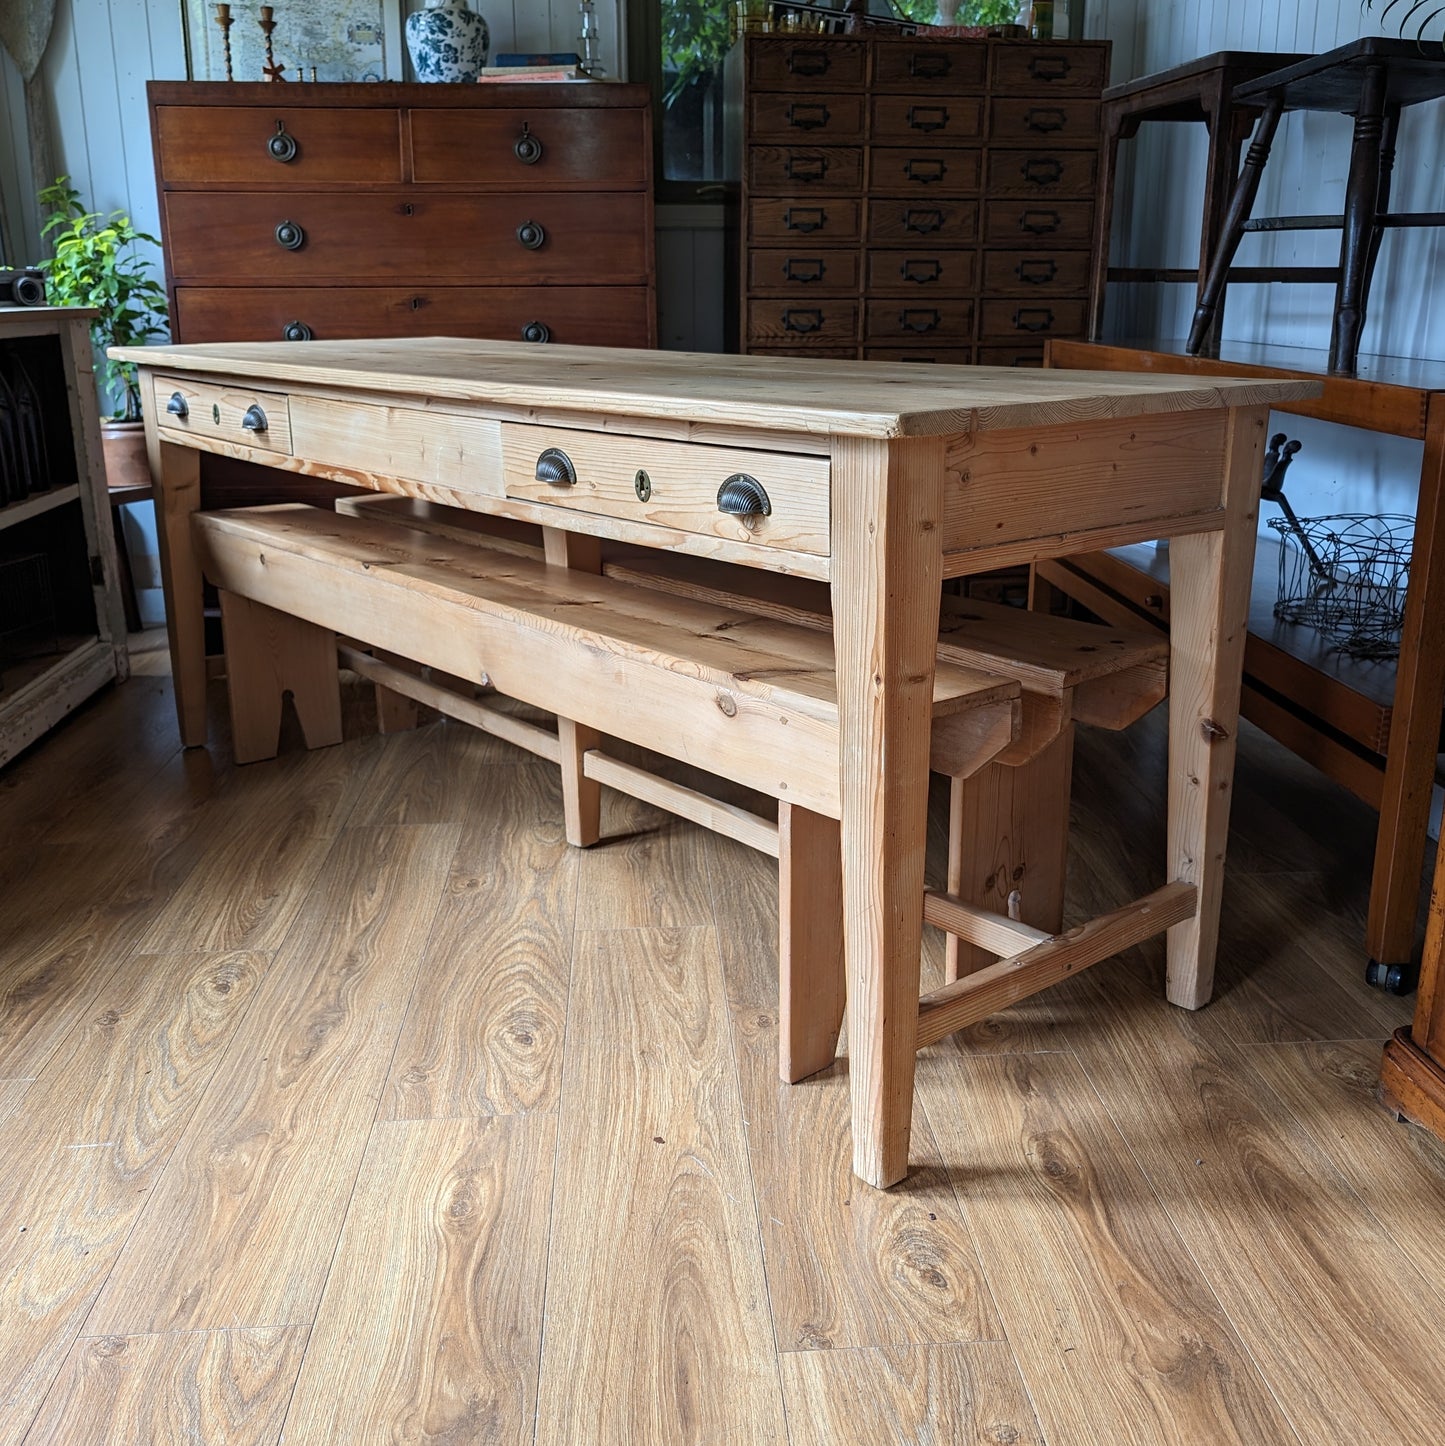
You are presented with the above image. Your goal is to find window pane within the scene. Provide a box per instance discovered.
[660,0,732,183]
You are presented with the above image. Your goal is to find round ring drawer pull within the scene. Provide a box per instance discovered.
[275,220,306,250]
[516,220,547,250]
[166,392,189,418]
[514,123,543,164]
[282,320,313,341]
[717,474,771,519]
[534,447,576,486]
[521,321,551,344]
[241,404,269,434]
[268,124,297,163]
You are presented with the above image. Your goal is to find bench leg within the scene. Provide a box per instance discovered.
[544,528,603,846]
[778,802,846,1083]
[218,590,343,765]
[945,725,1074,982]
[372,650,422,734]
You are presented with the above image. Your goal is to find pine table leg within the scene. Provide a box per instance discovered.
[543,527,603,847]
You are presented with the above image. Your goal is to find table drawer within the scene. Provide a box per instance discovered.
[870,148,980,195]
[978,344,1046,367]
[985,149,1098,198]
[871,95,983,144]
[748,39,866,89]
[749,93,866,143]
[153,105,402,185]
[982,199,1093,246]
[501,426,831,557]
[868,198,977,244]
[872,41,987,92]
[748,198,862,243]
[865,300,974,344]
[866,249,977,294]
[747,300,859,347]
[409,107,647,188]
[981,249,1090,294]
[173,285,654,348]
[748,146,864,193]
[988,97,1101,142]
[163,192,650,283]
[153,374,292,456]
[990,43,1108,94]
[864,347,974,364]
[748,248,860,295]
[978,298,1087,340]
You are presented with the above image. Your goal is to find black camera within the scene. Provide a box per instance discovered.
[0,268,46,306]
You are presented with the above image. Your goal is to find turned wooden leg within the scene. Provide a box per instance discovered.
[147,434,206,747]
[1331,62,1389,376]
[543,527,603,847]
[1165,406,1267,1007]
[218,590,343,765]
[831,435,944,1189]
[778,802,846,1083]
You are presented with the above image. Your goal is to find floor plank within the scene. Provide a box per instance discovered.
[347,715,511,827]
[0,1080,32,1120]
[24,1327,306,1446]
[381,762,576,1119]
[87,824,457,1335]
[535,927,788,1445]
[779,1342,1043,1446]
[917,1047,1296,1445]
[0,952,269,1436]
[280,1115,555,1444]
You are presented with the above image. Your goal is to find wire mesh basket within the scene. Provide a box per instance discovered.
[1269,513,1413,661]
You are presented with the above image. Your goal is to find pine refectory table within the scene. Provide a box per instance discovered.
[115,338,1318,1188]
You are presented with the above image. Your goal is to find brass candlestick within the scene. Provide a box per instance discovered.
[259,6,287,81]
[213,3,234,82]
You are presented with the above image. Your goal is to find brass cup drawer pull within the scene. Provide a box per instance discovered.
[522,321,551,343]
[904,158,946,185]
[786,155,829,183]
[783,256,826,283]
[788,102,831,131]
[907,105,950,133]
[784,206,827,234]
[1022,157,1065,186]
[899,308,942,334]
[1016,259,1057,285]
[1012,307,1056,333]
[282,320,313,341]
[909,52,951,79]
[717,474,771,519]
[241,404,269,433]
[782,308,824,334]
[274,220,305,250]
[1018,208,1062,235]
[514,123,543,164]
[535,446,576,486]
[516,220,547,250]
[786,49,830,77]
[166,392,189,418]
[268,123,297,163]
[1029,54,1071,82]
[904,208,944,235]
[1025,107,1067,133]
[901,258,942,284]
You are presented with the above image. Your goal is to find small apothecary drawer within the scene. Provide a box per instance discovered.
[870,148,980,195]
[982,199,1093,246]
[867,198,977,245]
[500,426,831,557]
[747,299,859,347]
[864,299,974,343]
[988,96,1101,141]
[872,42,987,93]
[866,249,977,295]
[870,95,983,144]
[748,93,867,143]
[748,39,866,89]
[749,198,863,243]
[977,298,1087,339]
[747,146,865,194]
[153,375,293,456]
[981,250,1090,294]
[990,44,1108,94]
[748,248,861,295]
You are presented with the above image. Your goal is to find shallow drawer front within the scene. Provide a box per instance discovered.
[871,95,983,144]
[153,106,402,185]
[981,250,1090,295]
[986,149,1098,198]
[865,249,977,294]
[870,148,980,195]
[410,107,646,187]
[990,44,1108,94]
[748,198,862,243]
[163,192,650,283]
[748,248,860,295]
[749,39,866,89]
[864,347,974,364]
[868,198,977,245]
[988,97,1101,141]
[982,200,1093,246]
[747,299,859,348]
[153,375,292,456]
[978,298,1087,340]
[748,146,864,194]
[749,93,866,143]
[174,286,653,348]
[872,42,987,92]
[865,300,974,344]
[501,425,831,557]
[748,346,857,359]
[978,344,1045,367]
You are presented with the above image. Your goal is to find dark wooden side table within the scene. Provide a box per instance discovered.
[1187,39,1445,376]
[1088,50,1308,345]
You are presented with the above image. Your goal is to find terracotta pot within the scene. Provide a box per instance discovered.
[100,418,150,493]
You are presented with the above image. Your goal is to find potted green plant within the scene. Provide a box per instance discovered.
[37,176,168,490]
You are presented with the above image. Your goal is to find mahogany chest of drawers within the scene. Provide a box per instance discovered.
[726,35,1107,365]
[148,82,656,351]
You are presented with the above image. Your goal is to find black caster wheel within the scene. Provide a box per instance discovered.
[1365,958,1418,995]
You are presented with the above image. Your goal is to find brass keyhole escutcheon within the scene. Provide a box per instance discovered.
[212,403,220,424]
[634,469,652,502]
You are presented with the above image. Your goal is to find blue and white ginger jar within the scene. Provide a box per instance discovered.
[407,0,490,83]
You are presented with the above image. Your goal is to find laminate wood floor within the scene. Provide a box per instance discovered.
[1,633,1441,1444]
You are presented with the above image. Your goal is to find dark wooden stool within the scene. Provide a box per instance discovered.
[1187,38,1445,376]
[1088,50,1308,345]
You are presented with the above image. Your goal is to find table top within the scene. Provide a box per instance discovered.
[1104,50,1309,106]
[1235,37,1445,110]
[113,338,1318,441]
